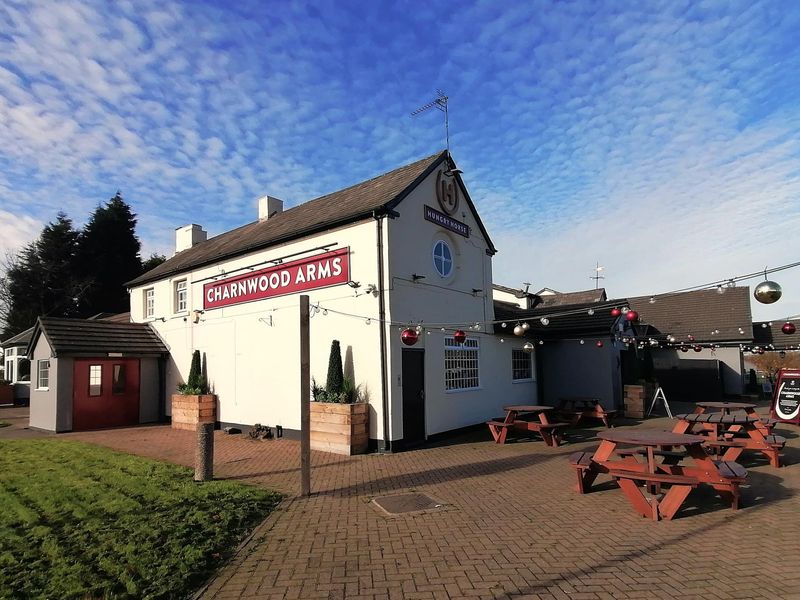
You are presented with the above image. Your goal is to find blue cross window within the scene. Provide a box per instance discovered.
[433,240,453,278]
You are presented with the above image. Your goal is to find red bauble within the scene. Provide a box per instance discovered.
[680,346,689,353]
[625,310,639,322]
[688,335,695,342]
[453,329,467,344]
[401,328,419,346]
[610,308,622,317]
[782,322,796,335]
[693,345,702,352]
[596,341,604,348]
[756,346,765,355]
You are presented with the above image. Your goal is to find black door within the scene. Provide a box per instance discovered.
[402,349,426,445]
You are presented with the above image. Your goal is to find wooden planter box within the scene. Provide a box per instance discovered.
[310,402,369,455]
[623,383,654,419]
[0,384,12,405]
[171,394,217,431]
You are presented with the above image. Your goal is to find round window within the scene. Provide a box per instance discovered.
[432,240,453,278]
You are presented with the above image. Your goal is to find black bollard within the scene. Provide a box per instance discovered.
[194,422,214,481]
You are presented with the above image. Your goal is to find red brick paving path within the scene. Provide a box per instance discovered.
[55,409,800,599]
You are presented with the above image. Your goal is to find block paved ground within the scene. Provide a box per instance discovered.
[12,403,800,599]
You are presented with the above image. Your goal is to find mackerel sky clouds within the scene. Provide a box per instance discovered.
[1,1,799,319]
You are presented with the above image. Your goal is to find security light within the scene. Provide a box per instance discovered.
[347,280,361,289]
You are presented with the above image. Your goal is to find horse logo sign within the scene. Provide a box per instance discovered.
[436,170,459,215]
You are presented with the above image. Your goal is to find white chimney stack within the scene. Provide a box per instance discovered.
[257,195,283,221]
[175,224,207,254]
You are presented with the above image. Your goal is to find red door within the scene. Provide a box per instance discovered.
[73,358,140,431]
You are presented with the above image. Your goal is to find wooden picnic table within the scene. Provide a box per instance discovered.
[694,401,777,434]
[673,413,785,468]
[556,397,617,428]
[486,405,567,446]
[569,428,747,520]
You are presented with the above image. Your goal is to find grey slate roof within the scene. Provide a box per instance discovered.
[626,287,753,343]
[128,150,496,288]
[753,321,800,349]
[493,299,623,339]
[27,317,168,357]
[1,327,33,347]
[537,288,607,307]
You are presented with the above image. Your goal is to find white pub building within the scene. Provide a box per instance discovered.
[30,151,540,448]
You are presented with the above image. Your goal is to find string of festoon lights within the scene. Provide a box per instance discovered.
[309,259,800,355]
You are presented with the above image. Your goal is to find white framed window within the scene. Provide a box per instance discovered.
[444,336,479,391]
[145,288,155,319]
[512,349,533,381]
[175,279,187,313]
[89,364,102,396]
[37,360,50,390]
[432,240,453,278]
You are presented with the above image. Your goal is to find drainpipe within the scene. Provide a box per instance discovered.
[374,212,391,451]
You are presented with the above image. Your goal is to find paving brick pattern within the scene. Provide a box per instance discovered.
[60,407,800,600]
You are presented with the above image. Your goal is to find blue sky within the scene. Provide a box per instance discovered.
[1,0,799,321]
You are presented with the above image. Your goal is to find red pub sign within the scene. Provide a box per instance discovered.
[203,248,350,310]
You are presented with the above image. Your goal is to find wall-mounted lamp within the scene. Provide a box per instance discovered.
[412,273,426,282]
[347,280,361,289]
[191,310,204,324]
[444,168,463,177]
[364,284,378,295]
[472,288,483,295]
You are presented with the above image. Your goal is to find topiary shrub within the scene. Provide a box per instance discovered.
[177,350,208,394]
[325,340,344,396]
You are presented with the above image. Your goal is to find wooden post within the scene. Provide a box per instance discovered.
[194,422,214,481]
[300,294,311,496]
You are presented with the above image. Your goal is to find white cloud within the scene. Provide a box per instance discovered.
[0,0,797,323]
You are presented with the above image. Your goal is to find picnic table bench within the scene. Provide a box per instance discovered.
[673,413,786,468]
[568,429,747,520]
[694,401,776,434]
[486,405,568,446]
[556,397,617,428]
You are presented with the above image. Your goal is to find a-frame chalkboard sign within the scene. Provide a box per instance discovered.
[771,368,800,425]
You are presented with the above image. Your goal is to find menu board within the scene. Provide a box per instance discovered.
[771,368,800,424]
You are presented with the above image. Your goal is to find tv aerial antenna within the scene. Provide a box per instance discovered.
[411,89,450,153]
[591,262,605,289]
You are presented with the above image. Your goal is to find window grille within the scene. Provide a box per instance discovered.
[175,280,187,312]
[512,349,533,380]
[444,336,479,390]
[37,360,50,389]
[145,288,155,318]
[89,364,102,396]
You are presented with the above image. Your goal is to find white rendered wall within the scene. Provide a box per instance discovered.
[131,220,386,440]
[384,168,537,439]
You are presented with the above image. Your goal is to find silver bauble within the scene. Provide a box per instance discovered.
[540,317,550,326]
[521,322,530,331]
[754,280,782,304]
[513,324,525,336]
[522,342,535,353]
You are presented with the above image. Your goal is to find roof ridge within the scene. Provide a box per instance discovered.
[127,150,449,287]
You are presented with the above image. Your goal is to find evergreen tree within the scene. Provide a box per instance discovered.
[141,253,167,274]
[77,192,142,315]
[325,340,344,395]
[1,213,82,338]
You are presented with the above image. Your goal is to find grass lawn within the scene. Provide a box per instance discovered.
[0,440,282,599]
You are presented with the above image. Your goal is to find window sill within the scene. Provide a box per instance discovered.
[512,378,535,384]
[36,387,49,392]
[445,387,482,394]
